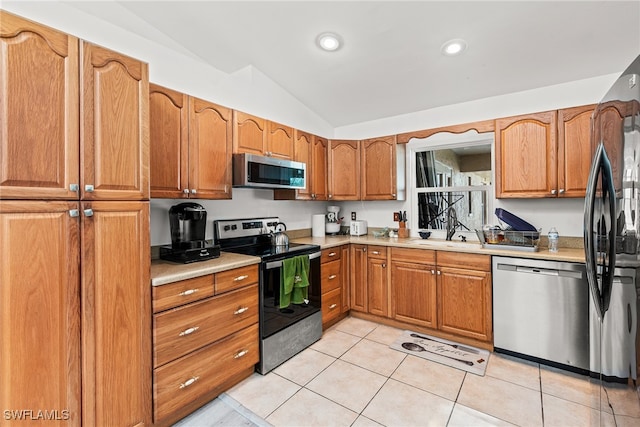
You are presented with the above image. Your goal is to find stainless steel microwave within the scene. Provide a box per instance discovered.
[232,153,306,190]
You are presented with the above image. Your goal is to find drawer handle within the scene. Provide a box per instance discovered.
[329,303,338,310]
[328,274,337,280]
[179,376,199,389]
[371,251,380,255]
[233,275,249,282]
[179,326,199,337]
[234,349,249,359]
[328,252,337,257]
[179,288,199,296]
[234,307,249,315]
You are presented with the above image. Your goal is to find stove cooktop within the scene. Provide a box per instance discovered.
[223,242,320,261]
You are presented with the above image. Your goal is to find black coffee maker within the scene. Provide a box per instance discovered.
[160,202,220,263]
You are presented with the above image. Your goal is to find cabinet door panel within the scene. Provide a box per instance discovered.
[0,201,81,426]
[391,261,437,328]
[361,136,397,200]
[367,258,388,317]
[350,245,367,312]
[189,97,232,199]
[438,267,492,342]
[149,84,188,198]
[233,111,265,155]
[593,103,626,192]
[328,140,360,200]
[81,201,151,426]
[312,137,328,200]
[558,105,595,198]
[0,12,79,200]
[341,245,350,312]
[495,111,557,198]
[293,130,313,199]
[81,42,149,200]
[267,121,294,159]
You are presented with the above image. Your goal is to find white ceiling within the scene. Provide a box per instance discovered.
[63,1,640,127]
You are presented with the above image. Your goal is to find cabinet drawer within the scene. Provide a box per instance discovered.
[436,251,490,271]
[154,284,258,367]
[321,247,342,263]
[152,275,214,313]
[322,288,342,325]
[391,247,435,264]
[154,324,259,422]
[215,265,259,294]
[367,245,387,259]
[322,259,341,293]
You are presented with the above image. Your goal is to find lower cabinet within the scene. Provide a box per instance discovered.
[349,245,494,345]
[151,265,259,426]
[320,247,349,328]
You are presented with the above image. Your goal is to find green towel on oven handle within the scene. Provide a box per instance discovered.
[279,255,310,308]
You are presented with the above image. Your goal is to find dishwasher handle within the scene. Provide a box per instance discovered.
[497,263,583,279]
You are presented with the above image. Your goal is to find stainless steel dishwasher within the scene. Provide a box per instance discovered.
[493,256,590,371]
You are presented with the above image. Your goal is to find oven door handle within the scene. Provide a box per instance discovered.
[264,251,321,270]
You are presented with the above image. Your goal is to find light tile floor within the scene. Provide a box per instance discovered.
[178,317,640,426]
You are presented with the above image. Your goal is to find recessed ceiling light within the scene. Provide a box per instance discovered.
[441,39,467,56]
[316,32,342,52]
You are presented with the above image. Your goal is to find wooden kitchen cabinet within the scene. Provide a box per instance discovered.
[320,245,351,328]
[0,12,80,200]
[149,86,233,199]
[361,135,398,200]
[81,42,149,201]
[266,121,294,159]
[273,131,328,201]
[436,252,492,342]
[341,244,351,312]
[328,139,361,200]
[495,106,594,198]
[592,101,628,191]
[350,245,389,316]
[233,111,266,155]
[0,201,81,426]
[391,248,437,328]
[350,244,368,312]
[152,265,259,426]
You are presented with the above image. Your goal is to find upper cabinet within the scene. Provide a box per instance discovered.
[0,12,80,200]
[312,136,329,200]
[266,121,294,159]
[495,105,594,198]
[0,16,150,202]
[149,85,232,199]
[361,135,398,200]
[328,140,361,200]
[233,111,266,155]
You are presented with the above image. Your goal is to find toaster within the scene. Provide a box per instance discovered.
[350,220,368,236]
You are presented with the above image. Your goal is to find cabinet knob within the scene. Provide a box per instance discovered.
[83,209,94,217]
[382,263,386,268]
[69,209,80,218]
[69,184,79,192]
[191,189,197,194]
[179,326,199,337]
[84,184,94,193]
[392,193,396,198]
[183,189,190,194]
[559,189,565,194]
[362,247,367,252]
[551,189,557,195]
[431,269,435,275]
[179,376,199,389]
[234,306,249,315]
[437,270,441,275]
[328,194,333,199]
[234,349,249,359]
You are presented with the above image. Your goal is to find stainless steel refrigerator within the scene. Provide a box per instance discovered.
[585,54,640,424]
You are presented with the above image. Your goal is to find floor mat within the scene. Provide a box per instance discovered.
[390,330,489,376]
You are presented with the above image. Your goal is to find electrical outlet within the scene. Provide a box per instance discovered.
[393,212,400,222]
[351,211,356,220]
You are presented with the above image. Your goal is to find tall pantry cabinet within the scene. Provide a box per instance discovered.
[0,11,151,427]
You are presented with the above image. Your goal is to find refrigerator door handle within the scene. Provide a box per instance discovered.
[584,143,617,319]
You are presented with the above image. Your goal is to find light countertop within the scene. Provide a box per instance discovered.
[150,234,586,286]
[151,252,260,286]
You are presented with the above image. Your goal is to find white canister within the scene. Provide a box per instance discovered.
[312,214,326,237]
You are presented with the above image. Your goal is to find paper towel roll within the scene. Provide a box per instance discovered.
[312,214,326,237]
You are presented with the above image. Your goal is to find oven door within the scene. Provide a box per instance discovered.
[260,251,321,339]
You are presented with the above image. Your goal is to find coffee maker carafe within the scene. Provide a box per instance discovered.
[169,202,207,249]
[160,203,220,263]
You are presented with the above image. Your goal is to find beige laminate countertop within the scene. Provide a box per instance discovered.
[292,235,586,263]
[151,252,261,286]
[150,235,585,286]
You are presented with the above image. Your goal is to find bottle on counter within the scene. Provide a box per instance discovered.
[548,227,559,252]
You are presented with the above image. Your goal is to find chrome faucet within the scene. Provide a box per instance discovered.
[446,207,457,241]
